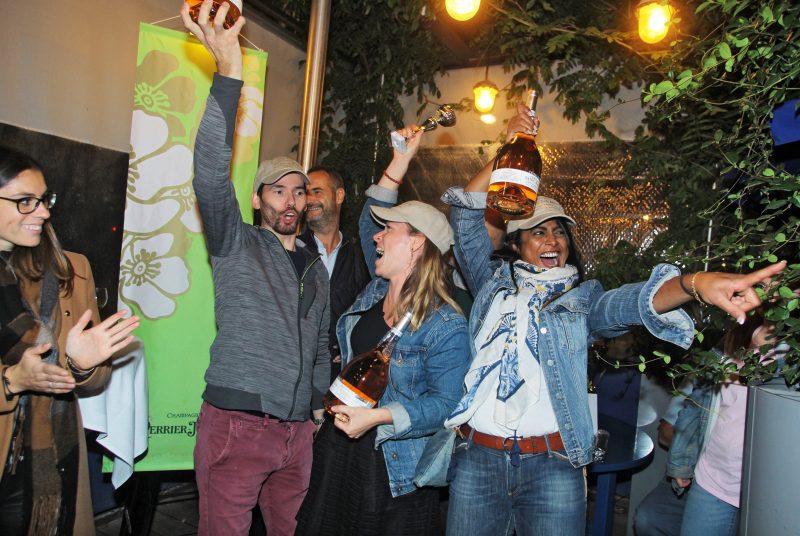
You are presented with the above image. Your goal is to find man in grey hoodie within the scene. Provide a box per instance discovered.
[181,3,330,535]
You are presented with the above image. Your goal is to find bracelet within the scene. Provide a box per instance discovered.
[678,274,693,298]
[382,169,402,185]
[2,366,17,400]
[690,272,706,304]
[66,355,95,376]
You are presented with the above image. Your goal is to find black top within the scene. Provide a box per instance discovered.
[350,298,388,356]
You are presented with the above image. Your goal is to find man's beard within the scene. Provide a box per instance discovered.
[307,204,336,233]
[264,205,301,235]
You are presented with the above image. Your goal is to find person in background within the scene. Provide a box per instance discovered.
[440,103,786,536]
[0,146,139,535]
[296,126,470,536]
[633,380,695,536]
[181,2,331,534]
[665,314,783,536]
[300,166,370,381]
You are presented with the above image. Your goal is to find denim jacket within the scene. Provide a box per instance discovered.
[335,185,470,497]
[666,383,716,490]
[442,187,695,467]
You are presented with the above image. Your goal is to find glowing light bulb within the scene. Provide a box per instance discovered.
[446,0,481,22]
[473,80,498,114]
[637,1,674,44]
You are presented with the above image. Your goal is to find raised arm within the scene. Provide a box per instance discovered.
[358,126,425,278]
[181,0,248,256]
[465,103,540,251]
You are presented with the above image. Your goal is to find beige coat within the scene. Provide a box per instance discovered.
[0,252,110,535]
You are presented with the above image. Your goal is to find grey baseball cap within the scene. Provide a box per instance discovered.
[253,156,309,193]
[506,196,576,234]
[370,201,454,254]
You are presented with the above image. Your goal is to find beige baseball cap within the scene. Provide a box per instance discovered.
[253,156,309,193]
[370,201,454,254]
[506,196,576,234]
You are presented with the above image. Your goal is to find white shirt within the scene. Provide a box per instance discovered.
[311,231,343,277]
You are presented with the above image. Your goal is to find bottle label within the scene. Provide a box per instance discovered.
[489,168,541,192]
[328,378,377,408]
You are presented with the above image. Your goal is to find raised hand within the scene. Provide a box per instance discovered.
[65,310,140,370]
[180,0,246,79]
[392,125,423,161]
[4,343,75,395]
[506,102,540,142]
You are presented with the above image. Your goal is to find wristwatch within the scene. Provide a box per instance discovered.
[312,416,325,426]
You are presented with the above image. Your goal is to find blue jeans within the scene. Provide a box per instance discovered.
[634,478,687,536]
[679,482,739,536]
[446,441,586,536]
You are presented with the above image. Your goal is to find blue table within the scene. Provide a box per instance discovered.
[590,414,654,536]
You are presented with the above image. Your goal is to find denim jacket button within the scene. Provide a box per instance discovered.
[540,327,547,334]
[391,452,398,460]
[547,359,555,366]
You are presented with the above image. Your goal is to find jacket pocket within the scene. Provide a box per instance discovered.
[389,347,424,398]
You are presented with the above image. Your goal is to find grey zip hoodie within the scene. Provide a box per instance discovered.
[193,73,330,421]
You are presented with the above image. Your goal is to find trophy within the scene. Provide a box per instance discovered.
[391,105,456,154]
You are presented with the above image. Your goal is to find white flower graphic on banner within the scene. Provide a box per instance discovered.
[121,110,197,319]
[119,233,190,319]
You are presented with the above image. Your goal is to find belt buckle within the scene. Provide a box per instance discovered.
[502,436,517,451]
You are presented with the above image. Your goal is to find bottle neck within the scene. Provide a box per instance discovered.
[377,311,413,353]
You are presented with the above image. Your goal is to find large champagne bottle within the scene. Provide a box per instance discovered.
[188,0,242,29]
[486,89,542,220]
[323,311,413,412]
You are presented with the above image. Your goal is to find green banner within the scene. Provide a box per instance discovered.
[117,23,267,471]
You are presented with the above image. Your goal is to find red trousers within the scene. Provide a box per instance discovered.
[194,401,314,536]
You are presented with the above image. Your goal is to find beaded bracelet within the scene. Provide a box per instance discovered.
[66,355,96,376]
[690,272,706,304]
[382,169,402,185]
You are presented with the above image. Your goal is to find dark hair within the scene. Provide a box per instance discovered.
[0,145,74,294]
[723,312,764,357]
[307,165,344,190]
[501,217,586,282]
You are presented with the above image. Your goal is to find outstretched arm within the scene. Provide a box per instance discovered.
[653,261,787,323]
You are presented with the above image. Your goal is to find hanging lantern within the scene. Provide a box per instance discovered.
[445,0,481,22]
[473,79,498,114]
[636,0,675,44]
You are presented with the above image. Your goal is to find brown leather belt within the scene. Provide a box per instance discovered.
[457,424,563,454]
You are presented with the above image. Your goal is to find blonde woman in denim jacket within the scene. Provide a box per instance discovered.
[440,105,785,536]
[296,127,470,536]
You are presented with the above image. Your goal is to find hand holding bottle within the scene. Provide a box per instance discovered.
[506,103,540,141]
[331,406,392,438]
[180,0,246,80]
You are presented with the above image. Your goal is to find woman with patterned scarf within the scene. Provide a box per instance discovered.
[439,105,786,536]
[0,146,140,535]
